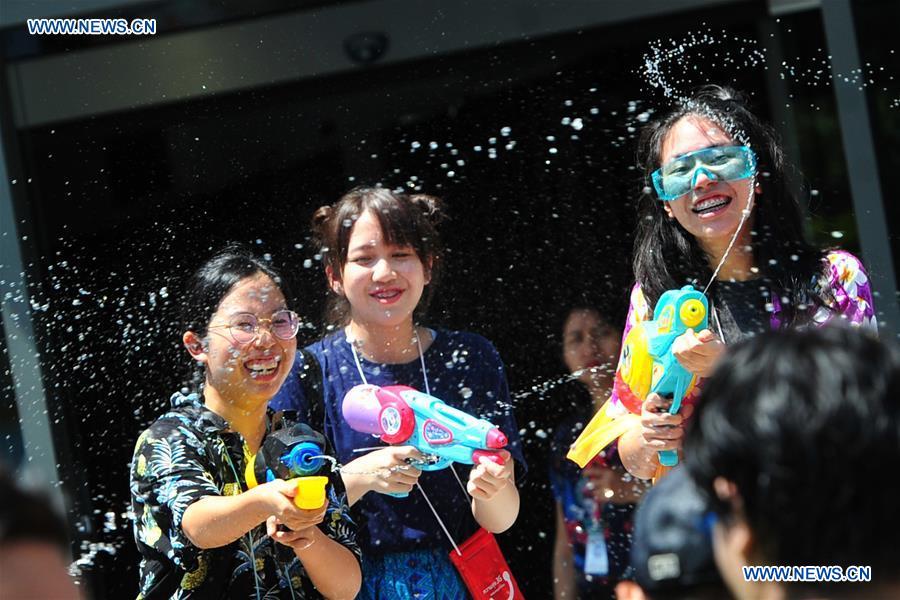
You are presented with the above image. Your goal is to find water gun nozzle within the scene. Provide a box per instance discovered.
[486,428,508,449]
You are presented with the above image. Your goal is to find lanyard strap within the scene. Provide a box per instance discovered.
[348,328,431,395]
[219,438,264,600]
[220,434,300,600]
[347,328,464,554]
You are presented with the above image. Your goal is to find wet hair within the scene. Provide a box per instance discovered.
[181,244,289,338]
[685,325,900,575]
[311,186,446,327]
[634,85,828,326]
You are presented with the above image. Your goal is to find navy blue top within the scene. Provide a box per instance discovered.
[271,329,526,555]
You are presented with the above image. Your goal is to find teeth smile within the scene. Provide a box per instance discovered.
[693,196,731,213]
[372,290,401,299]
[246,355,281,375]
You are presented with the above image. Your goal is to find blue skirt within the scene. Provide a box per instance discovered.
[359,548,468,600]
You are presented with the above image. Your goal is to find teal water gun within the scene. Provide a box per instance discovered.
[644,285,709,467]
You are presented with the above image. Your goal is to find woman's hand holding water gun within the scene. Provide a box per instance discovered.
[267,498,362,598]
[638,393,695,451]
[249,479,323,532]
[469,449,518,533]
[672,328,725,377]
[341,445,425,505]
[619,394,696,479]
[266,503,327,551]
[467,449,514,501]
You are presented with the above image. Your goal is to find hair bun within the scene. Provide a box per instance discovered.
[409,194,448,224]
[311,204,334,237]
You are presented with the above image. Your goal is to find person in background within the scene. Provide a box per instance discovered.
[551,306,648,599]
[0,468,81,599]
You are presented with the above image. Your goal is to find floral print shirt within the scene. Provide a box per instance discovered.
[130,392,360,599]
[607,250,877,417]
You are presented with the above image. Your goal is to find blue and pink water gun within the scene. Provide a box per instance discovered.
[342,384,509,496]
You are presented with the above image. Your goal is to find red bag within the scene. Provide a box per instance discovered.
[449,528,525,599]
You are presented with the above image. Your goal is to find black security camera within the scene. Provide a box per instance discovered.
[344,31,389,65]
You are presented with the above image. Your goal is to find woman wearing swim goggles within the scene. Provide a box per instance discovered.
[607,86,876,483]
[651,145,757,201]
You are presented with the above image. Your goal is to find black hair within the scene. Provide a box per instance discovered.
[634,85,829,326]
[311,186,446,327]
[181,245,289,387]
[684,325,900,574]
[0,468,68,549]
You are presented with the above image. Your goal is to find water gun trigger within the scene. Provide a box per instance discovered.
[407,454,445,468]
[472,449,506,466]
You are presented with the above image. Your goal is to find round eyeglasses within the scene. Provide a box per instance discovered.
[207,309,300,345]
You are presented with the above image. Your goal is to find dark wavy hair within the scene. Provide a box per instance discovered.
[685,325,900,575]
[311,187,446,327]
[634,85,829,326]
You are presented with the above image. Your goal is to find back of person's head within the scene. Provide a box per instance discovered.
[685,326,900,585]
[616,467,727,600]
[0,468,80,598]
[311,186,446,327]
[634,85,822,325]
[0,469,68,549]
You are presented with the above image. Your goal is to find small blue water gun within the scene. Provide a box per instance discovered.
[342,384,509,497]
[245,422,331,508]
[641,285,709,467]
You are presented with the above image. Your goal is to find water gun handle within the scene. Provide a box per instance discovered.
[658,449,678,467]
[656,377,689,467]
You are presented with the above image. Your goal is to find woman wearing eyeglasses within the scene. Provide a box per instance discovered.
[129,248,361,600]
[584,86,876,481]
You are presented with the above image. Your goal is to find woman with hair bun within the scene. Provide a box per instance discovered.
[272,187,525,599]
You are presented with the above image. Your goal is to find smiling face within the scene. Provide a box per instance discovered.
[334,209,429,330]
[188,273,297,406]
[562,309,620,387]
[659,115,757,247]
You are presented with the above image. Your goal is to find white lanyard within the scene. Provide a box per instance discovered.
[345,327,466,555]
[347,327,431,396]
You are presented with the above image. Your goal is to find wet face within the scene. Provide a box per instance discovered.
[188,273,297,405]
[334,209,429,330]
[659,115,757,248]
[562,309,620,387]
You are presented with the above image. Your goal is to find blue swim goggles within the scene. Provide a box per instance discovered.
[651,145,757,201]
